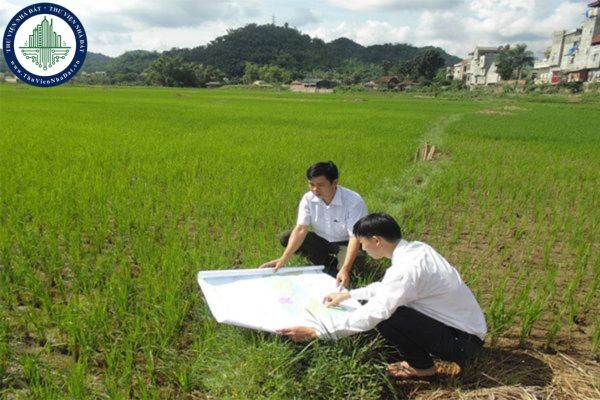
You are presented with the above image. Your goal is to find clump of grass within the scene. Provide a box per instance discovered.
[592,317,600,355]
[290,335,395,400]
[0,310,9,379]
[545,312,563,351]
[582,257,600,314]
[487,274,518,346]
[515,278,546,346]
[66,360,89,399]
[20,353,62,399]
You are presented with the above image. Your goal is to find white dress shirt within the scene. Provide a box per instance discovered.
[296,186,368,243]
[316,240,487,340]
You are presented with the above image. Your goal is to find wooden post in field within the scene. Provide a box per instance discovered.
[427,145,436,160]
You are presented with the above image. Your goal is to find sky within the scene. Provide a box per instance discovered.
[0,0,592,59]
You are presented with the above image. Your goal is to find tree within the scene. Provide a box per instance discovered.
[0,52,9,73]
[242,62,292,84]
[194,64,225,85]
[434,67,450,85]
[146,55,182,86]
[306,68,336,80]
[146,55,223,87]
[335,59,382,85]
[495,45,514,80]
[381,60,393,75]
[411,49,445,81]
[259,64,292,83]
[495,44,534,81]
[202,24,319,77]
[511,44,534,80]
[108,50,160,75]
[392,60,412,79]
[242,62,261,84]
[390,50,444,81]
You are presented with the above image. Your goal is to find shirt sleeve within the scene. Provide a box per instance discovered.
[296,195,311,226]
[346,198,368,237]
[349,281,383,300]
[317,271,419,340]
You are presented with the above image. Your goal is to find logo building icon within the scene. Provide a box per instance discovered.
[20,17,71,71]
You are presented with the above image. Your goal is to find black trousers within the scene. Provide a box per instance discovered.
[279,231,365,277]
[376,306,484,369]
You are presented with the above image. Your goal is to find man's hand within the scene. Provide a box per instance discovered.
[260,225,308,272]
[336,269,350,288]
[277,326,317,342]
[259,257,287,272]
[323,292,350,308]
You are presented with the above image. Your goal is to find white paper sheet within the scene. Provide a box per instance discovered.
[197,266,362,334]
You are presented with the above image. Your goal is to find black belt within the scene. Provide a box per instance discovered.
[330,240,349,246]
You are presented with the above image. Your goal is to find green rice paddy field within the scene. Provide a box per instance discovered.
[0,85,599,399]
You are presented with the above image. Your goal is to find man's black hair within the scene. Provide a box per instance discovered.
[306,161,339,183]
[353,213,402,242]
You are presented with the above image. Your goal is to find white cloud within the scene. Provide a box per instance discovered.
[0,0,264,55]
[128,0,263,28]
[326,0,460,11]
[286,8,320,27]
[92,21,235,56]
[1,1,262,31]
[410,1,588,57]
[469,0,536,19]
[306,20,411,46]
[0,0,591,60]
[528,2,585,37]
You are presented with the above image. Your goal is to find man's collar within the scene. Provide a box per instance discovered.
[330,186,343,206]
[392,239,408,258]
[310,186,343,206]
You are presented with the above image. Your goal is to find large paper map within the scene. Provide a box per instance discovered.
[197,266,362,334]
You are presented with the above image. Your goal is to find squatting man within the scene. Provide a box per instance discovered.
[278,213,487,379]
[261,161,368,288]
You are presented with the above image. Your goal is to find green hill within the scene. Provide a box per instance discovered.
[81,23,460,78]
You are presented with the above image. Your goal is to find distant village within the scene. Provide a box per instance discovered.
[451,0,600,88]
[2,1,599,91]
[285,1,600,93]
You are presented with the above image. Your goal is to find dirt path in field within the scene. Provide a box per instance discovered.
[365,113,462,218]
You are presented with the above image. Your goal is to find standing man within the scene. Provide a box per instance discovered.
[260,161,368,288]
[278,213,487,380]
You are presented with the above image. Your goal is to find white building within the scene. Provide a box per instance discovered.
[464,47,501,87]
[533,1,600,84]
[452,59,470,83]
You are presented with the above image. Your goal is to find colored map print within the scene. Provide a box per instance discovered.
[197,266,361,333]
